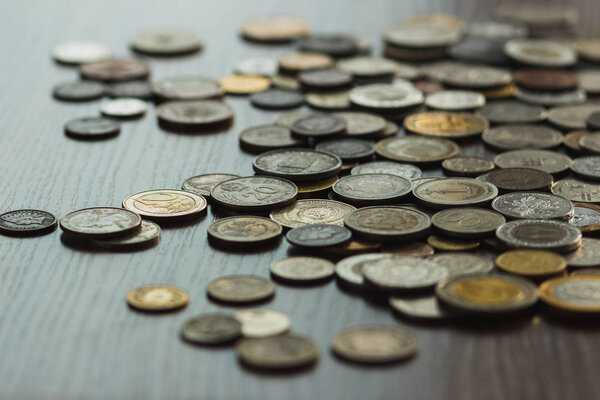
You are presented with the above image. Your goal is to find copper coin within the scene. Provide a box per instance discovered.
[514,69,579,91]
[80,58,149,82]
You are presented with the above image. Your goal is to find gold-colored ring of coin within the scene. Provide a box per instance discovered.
[539,275,600,313]
[404,111,489,139]
[123,189,207,221]
[218,75,270,94]
[496,249,567,277]
[126,285,189,312]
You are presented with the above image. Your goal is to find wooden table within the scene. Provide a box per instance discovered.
[2,1,599,399]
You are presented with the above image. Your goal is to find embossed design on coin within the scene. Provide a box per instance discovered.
[432,207,505,238]
[156,100,234,130]
[211,176,297,212]
[286,224,352,248]
[376,136,459,164]
[491,192,574,221]
[565,238,600,268]
[253,149,342,181]
[127,285,188,312]
[92,220,161,249]
[477,100,547,124]
[270,257,335,282]
[123,189,207,221]
[349,82,424,111]
[482,125,563,150]
[344,206,431,242]
[234,309,291,338]
[207,275,275,304]
[494,149,571,175]
[479,168,553,192]
[442,156,495,177]
[181,173,240,197]
[496,219,582,253]
[270,199,356,229]
[60,207,141,238]
[551,178,600,203]
[351,161,422,180]
[413,178,498,209]
[539,276,600,313]
[570,156,600,181]
[236,334,319,370]
[208,216,282,247]
[332,174,412,206]
[570,203,600,232]
[181,314,241,345]
[290,114,347,138]
[0,210,57,236]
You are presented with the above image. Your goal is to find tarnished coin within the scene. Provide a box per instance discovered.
[442,157,494,177]
[253,149,342,182]
[539,275,600,314]
[218,75,270,95]
[427,235,480,251]
[389,295,451,320]
[432,207,505,238]
[123,189,207,221]
[156,100,234,130]
[332,174,412,206]
[491,192,574,221]
[92,220,160,249]
[235,57,278,77]
[422,61,511,89]
[425,90,486,111]
[286,224,352,249]
[52,41,111,65]
[351,161,422,180]
[99,98,147,119]
[435,273,538,314]
[564,130,588,154]
[130,29,203,55]
[269,199,356,229]
[60,207,141,238]
[547,104,600,130]
[211,176,297,212]
[305,91,351,111]
[236,334,318,370]
[315,139,375,162]
[570,156,600,181]
[53,81,106,101]
[270,256,335,282]
[335,254,390,287]
[239,125,305,153]
[344,206,431,242]
[152,76,223,101]
[362,255,448,291]
[570,203,600,232]
[381,242,435,257]
[504,39,576,67]
[181,173,239,197]
[207,216,282,247]
[298,69,353,91]
[514,68,578,91]
[64,117,120,140]
[477,100,547,124]
[207,275,274,304]
[479,168,553,192]
[297,34,359,58]
[349,82,424,111]
[494,149,571,175]
[482,125,563,151]
[404,112,488,139]
[250,89,304,110]
[515,87,586,107]
[564,238,600,268]
[579,133,600,154]
[413,178,498,209]
[496,249,567,277]
[278,52,334,74]
[384,23,461,48]
[290,114,346,138]
[551,178,600,203]
[332,112,387,138]
[496,219,582,253]
[127,285,188,312]
[181,314,241,345]
[337,56,420,80]
[375,136,459,164]
[240,16,311,43]
[234,309,291,338]
[80,58,149,82]
[428,252,494,277]
[106,81,153,100]
[0,210,57,236]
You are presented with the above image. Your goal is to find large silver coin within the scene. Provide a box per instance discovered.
[491,192,574,220]
[361,255,448,291]
[344,206,431,242]
[413,178,498,209]
[495,219,582,253]
[504,39,577,67]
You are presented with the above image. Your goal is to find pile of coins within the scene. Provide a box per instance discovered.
[4,5,600,371]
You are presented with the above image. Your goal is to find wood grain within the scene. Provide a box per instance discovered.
[1,1,600,399]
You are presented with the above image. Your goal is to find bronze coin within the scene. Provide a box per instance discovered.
[278,52,334,74]
[514,68,579,91]
[80,58,149,82]
[563,130,589,154]
[240,16,311,43]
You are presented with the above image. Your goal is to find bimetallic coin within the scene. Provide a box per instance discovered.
[539,275,600,314]
[413,178,498,209]
[349,82,424,111]
[376,136,459,164]
[250,89,304,110]
[381,242,435,257]
[332,174,412,206]
[239,125,305,153]
[362,255,448,291]
[496,219,582,253]
[270,257,335,282]
[156,100,234,130]
[126,285,188,312]
[52,41,111,65]
[547,104,600,131]
[236,334,318,370]
[181,314,242,345]
[344,206,431,242]
[123,189,207,221]
[99,98,147,119]
[92,220,160,249]
[240,16,311,43]
[0,210,57,236]
[253,149,342,182]
[479,168,553,192]
[130,29,202,55]
[286,224,352,249]
[269,199,356,229]
[235,57,278,77]
[477,100,547,124]
[496,250,567,278]
[335,254,391,287]
[504,39,576,67]
[432,207,505,238]
[570,203,600,232]
[64,117,120,140]
[181,173,240,197]
[551,178,600,203]
[435,273,538,314]
[234,309,291,338]
[389,295,451,320]
[218,75,270,95]
[491,192,574,221]
[80,58,149,82]
[207,216,282,247]
[315,139,375,162]
[428,252,494,277]
[442,157,494,177]
[404,112,488,139]
[331,325,418,364]
[278,52,334,74]
[53,81,106,101]
[427,235,480,251]
[564,238,600,268]
[331,112,387,138]
[207,275,274,304]
[290,115,346,139]
[351,161,422,180]
[152,76,223,101]
[579,133,600,154]
[425,90,486,111]
[494,149,571,175]
[482,125,563,151]
[60,207,141,238]
[211,176,297,212]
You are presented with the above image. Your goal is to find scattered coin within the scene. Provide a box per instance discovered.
[427,235,480,251]
[495,219,582,253]
[578,70,600,94]
[579,132,600,154]
[496,4,577,29]
[80,58,150,82]
[100,98,147,119]
[482,125,563,151]
[442,156,494,177]
[551,178,600,203]
[253,149,342,181]
[563,130,588,154]
[130,29,203,55]
[273,112,314,129]
[576,38,600,63]
[278,52,334,74]
[52,41,111,65]
[269,199,356,229]
[0,210,57,236]
[564,238,600,268]
[211,176,297,212]
[299,69,353,91]
[207,216,282,247]
[286,224,352,249]
[349,82,424,112]
[337,56,420,80]
[344,206,431,242]
[384,23,461,48]
[389,295,451,320]
[432,207,505,238]
[547,104,600,131]
[315,138,375,162]
[290,114,347,139]
[60,207,141,238]
[235,57,278,77]
[270,256,335,282]
[106,81,153,100]
[468,20,528,39]
[239,125,305,153]
[335,254,391,287]
[323,239,382,257]
[207,275,275,304]
[332,112,387,138]
[152,76,223,101]
[425,90,486,111]
[123,189,207,221]
[571,269,600,277]
[404,111,488,139]
[249,89,304,110]
[127,284,188,312]
[332,174,412,206]
[351,161,422,180]
[514,69,578,91]
[570,203,600,233]
[477,100,547,124]
[570,156,600,181]
[156,100,234,131]
[496,249,567,278]
[64,117,120,140]
[376,136,459,164]
[422,61,511,89]
[240,16,311,43]
[504,39,576,67]
[491,192,574,221]
[305,91,351,111]
[181,314,242,345]
[515,87,586,107]
[295,177,339,198]
[297,34,359,58]
[234,309,291,338]
[428,252,494,277]
[218,75,270,95]
[53,81,105,101]
[539,275,600,314]
[92,220,161,249]
[381,242,435,257]
[479,168,553,192]
[237,334,318,370]
[271,74,301,91]
[181,173,240,197]
[413,177,498,209]
[362,255,447,291]
[494,149,571,175]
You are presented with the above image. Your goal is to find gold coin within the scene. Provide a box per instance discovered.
[123,189,207,221]
[296,176,338,198]
[539,275,600,313]
[240,16,311,43]
[218,75,270,94]
[381,242,434,257]
[427,234,479,251]
[126,285,188,311]
[404,112,489,139]
[278,52,334,73]
[480,84,516,99]
[495,250,567,277]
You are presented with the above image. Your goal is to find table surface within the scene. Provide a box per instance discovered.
[2,1,600,399]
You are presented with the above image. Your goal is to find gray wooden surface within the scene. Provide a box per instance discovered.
[1,0,599,399]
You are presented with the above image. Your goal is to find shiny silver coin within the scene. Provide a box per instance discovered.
[477,100,547,124]
[362,255,448,291]
[425,90,485,111]
[504,39,577,67]
[235,57,278,77]
[494,149,571,175]
[344,206,431,242]
[384,24,462,48]
[332,174,412,206]
[515,87,586,107]
[551,178,600,203]
[428,252,494,277]
[422,61,512,89]
[569,205,600,231]
[337,56,420,80]
[211,176,297,212]
[351,161,422,180]
[564,238,600,268]
[468,20,528,39]
[389,295,452,320]
[335,253,391,287]
[99,98,147,118]
[270,256,335,283]
[412,178,498,209]
[431,207,506,238]
[60,207,141,238]
[349,82,423,111]
[496,219,582,253]
[234,309,291,338]
[181,173,240,197]
[253,149,342,182]
[482,125,563,151]
[570,156,600,181]
[491,192,574,220]
[547,104,600,131]
[52,41,111,65]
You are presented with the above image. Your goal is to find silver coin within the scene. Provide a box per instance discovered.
[571,156,600,180]
[332,174,412,206]
[551,178,600,203]
[315,138,375,162]
[384,24,462,48]
[211,176,297,212]
[375,136,460,164]
[428,252,494,277]
[305,91,350,111]
[273,112,314,129]
[422,61,512,89]
[130,29,203,55]
[269,256,335,282]
[412,178,498,209]
[351,161,422,180]
[468,20,528,39]
[494,149,572,175]
[570,206,600,230]
[235,57,278,77]
[239,125,305,153]
[152,76,223,101]
[482,125,563,151]
[52,41,111,65]
[496,4,578,28]
[269,199,356,229]
[504,39,577,67]
[362,255,448,291]
[335,253,391,287]
[431,207,506,238]
[92,220,160,249]
[477,100,547,124]
[442,156,495,177]
[349,82,423,111]
[234,309,291,338]
[389,295,451,320]
[337,56,420,80]
[491,192,574,220]
[515,87,586,107]
[60,207,141,238]
[547,103,600,130]
[565,238,600,268]
[182,173,240,197]
[253,149,341,182]
[496,219,582,253]
[578,70,600,94]
[331,112,387,138]
[344,206,431,242]
[578,133,600,154]
[99,98,147,118]
[425,90,485,111]
[271,74,300,91]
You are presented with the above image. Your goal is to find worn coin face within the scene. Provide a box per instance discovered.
[331,325,418,364]
[64,117,120,140]
[515,87,586,107]
[376,136,459,164]
[564,238,600,268]
[496,249,567,277]
[539,275,600,314]
[130,29,203,55]
[127,285,188,312]
[0,210,57,236]
[299,68,353,91]
[211,176,297,212]
[218,75,270,95]
[235,57,278,77]
[269,199,356,229]
[344,206,431,242]
[290,115,347,138]
[570,203,600,232]
[427,235,480,251]
[482,125,563,151]
[249,89,304,110]
[491,192,574,220]
[80,58,149,82]
[53,81,106,101]
[432,207,505,238]
[60,207,141,238]
[579,133,600,154]
[278,52,334,73]
[305,91,350,111]
[253,149,341,182]
[413,178,498,209]
[181,173,239,197]
[569,156,600,181]
[123,189,207,221]
[332,112,387,138]
[349,82,424,111]
[504,39,576,67]
[425,90,486,111]
[337,56,420,80]
[239,125,305,153]
[52,41,111,65]
[207,275,274,304]
[496,219,582,253]
[547,104,600,130]
[551,178,600,203]
[156,100,234,130]
[480,168,553,192]
[428,252,494,277]
[422,61,512,89]
[335,254,390,287]
[442,157,494,177]
[152,76,223,101]
[181,314,242,345]
[389,295,451,320]
[477,100,547,124]
[240,16,311,43]
[362,255,448,291]
[234,309,291,338]
[436,273,538,314]
[286,224,352,248]
[106,81,153,100]
[514,68,578,91]
[208,216,282,247]
[92,220,161,249]
[315,139,375,162]
[236,334,318,370]
[494,149,571,175]
[351,161,422,180]
[100,98,147,118]
[270,256,335,282]
[332,174,412,206]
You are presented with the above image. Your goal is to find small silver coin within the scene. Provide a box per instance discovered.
[351,161,422,180]
[547,104,600,130]
[428,252,494,277]
[565,238,600,268]
[130,29,203,55]
[515,87,586,107]
[425,90,486,111]
[482,125,563,151]
[335,253,391,287]
[349,82,424,111]
[235,57,278,77]
[181,173,240,197]
[551,178,600,203]
[494,149,571,175]
[60,207,141,238]
[570,156,600,181]
[234,309,291,338]
[52,41,111,65]
[332,174,412,206]
[92,220,160,249]
[270,256,335,282]
[389,295,452,320]
[99,98,147,118]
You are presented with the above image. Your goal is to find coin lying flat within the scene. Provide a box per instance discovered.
[351,161,422,180]
[404,112,488,139]
[381,242,435,257]
[504,39,576,67]
[349,82,424,112]
[250,89,304,110]
[570,203,600,233]
[479,168,554,192]
[123,189,207,221]
[60,207,141,238]
[494,149,571,175]
[126,285,188,312]
[106,81,152,100]
[435,273,538,314]
[578,70,600,94]
[181,314,242,345]
[181,173,240,197]
[492,191,574,220]
[235,57,278,77]
[564,238,600,268]
[315,139,375,162]
[482,125,563,151]
[240,16,311,43]
[218,75,270,95]
[425,90,486,111]
[539,275,600,314]
[0,209,57,236]
[270,256,335,282]
[237,334,318,370]
[152,76,223,101]
[297,34,359,58]
[286,224,352,249]
[422,61,511,89]
[344,206,431,242]
[427,235,480,251]
[332,174,412,206]
[495,249,567,277]
[442,157,494,177]
[239,125,306,153]
[413,178,498,209]
[130,29,203,55]
[496,219,582,253]
[207,275,274,304]
[335,254,390,287]
[428,252,494,277]
[563,130,588,154]
[253,149,342,182]
[290,114,347,138]
[389,295,451,320]
[384,22,461,48]
[514,68,578,91]
[64,117,120,140]
[331,112,387,138]
[211,176,297,212]
[299,68,353,91]
[305,91,350,111]
[515,87,586,107]
[362,255,448,291]
[80,58,149,82]
[234,309,291,338]
[579,133,600,154]
[331,325,418,364]
[432,207,505,238]
[207,216,282,247]
[52,41,111,65]
[92,220,160,249]
[270,199,356,229]
[324,239,382,257]
[53,81,106,101]
[547,104,600,130]
[278,52,334,74]
[100,98,147,119]
[337,56,420,80]
[477,100,547,124]
[551,178,600,203]
[375,136,459,164]
[156,100,234,131]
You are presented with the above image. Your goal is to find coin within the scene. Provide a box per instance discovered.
[60,207,141,238]
[332,174,411,206]
[349,82,424,112]
[425,90,486,111]
[211,176,297,212]
[335,254,391,287]
[564,238,600,268]
[375,136,459,164]
[270,256,335,282]
[253,149,342,182]
[236,334,318,370]
[344,206,431,242]
[249,89,304,110]
[207,275,274,304]
[491,192,574,221]
[515,87,586,107]
[427,235,480,251]
[64,117,120,140]
[315,139,375,162]
[551,178,600,203]
[298,69,353,91]
[152,76,223,101]
[578,70,600,94]
[181,314,242,345]
[181,173,240,197]
[570,156,600,181]
[563,130,588,154]
[422,61,511,89]
[404,111,489,139]
[538,275,600,314]
[106,81,153,100]
[156,100,234,131]
[271,74,301,91]
[351,161,422,181]
[278,52,334,74]
[570,203,600,232]
[413,178,498,209]
[442,157,494,177]
[514,68,579,91]
[547,104,600,130]
[331,325,418,364]
[305,91,351,111]
[432,207,505,238]
[496,4,577,28]
[92,220,161,249]
[239,125,305,153]
[332,112,387,138]
[235,57,278,77]
[494,149,571,175]
[384,45,446,61]
[381,242,435,257]
[362,255,447,291]
[495,219,582,253]
[130,29,202,55]
[0,210,57,236]
[428,252,494,277]
[80,58,149,82]
[297,34,359,58]
[290,114,346,139]
[414,80,444,95]
[496,249,567,277]
[435,273,538,314]
[384,23,461,48]
[323,239,381,257]
[579,133,600,154]
[269,199,356,229]
[218,75,270,95]
[53,81,105,101]
[52,41,111,65]
[576,39,600,62]
[123,189,207,221]
[477,100,547,124]
[504,39,576,67]
[588,112,600,131]
[482,125,563,151]
[273,112,314,129]
[207,216,282,247]
[126,285,188,312]
[99,98,147,119]
[240,16,311,43]
[389,295,451,320]
[468,20,528,39]
[571,269,600,277]
[479,168,553,192]
[234,309,291,338]
[337,56,420,80]
[286,224,352,249]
